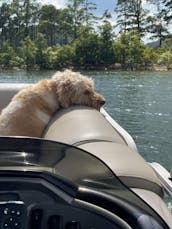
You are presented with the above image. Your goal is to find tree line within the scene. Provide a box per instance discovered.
[1,0,172,70]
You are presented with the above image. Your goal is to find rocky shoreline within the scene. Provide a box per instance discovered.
[0,64,171,72]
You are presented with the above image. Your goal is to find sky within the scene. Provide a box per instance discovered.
[38,0,155,43]
[33,0,171,44]
[39,0,117,16]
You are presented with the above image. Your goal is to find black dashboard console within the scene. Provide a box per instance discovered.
[0,171,130,229]
[0,201,26,229]
[0,137,169,229]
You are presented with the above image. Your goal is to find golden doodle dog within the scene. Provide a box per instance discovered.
[0,70,105,137]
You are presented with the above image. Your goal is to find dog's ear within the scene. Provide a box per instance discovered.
[56,80,73,108]
[84,89,91,95]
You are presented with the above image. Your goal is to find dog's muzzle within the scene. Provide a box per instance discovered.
[100,99,106,106]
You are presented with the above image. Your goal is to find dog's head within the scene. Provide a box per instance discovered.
[52,70,105,110]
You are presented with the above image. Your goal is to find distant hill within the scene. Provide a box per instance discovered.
[146,40,161,48]
[146,35,172,48]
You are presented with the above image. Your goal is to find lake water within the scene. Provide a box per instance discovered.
[0,70,172,171]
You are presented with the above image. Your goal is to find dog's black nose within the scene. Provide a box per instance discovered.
[100,99,106,105]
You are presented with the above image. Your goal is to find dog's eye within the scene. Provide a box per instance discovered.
[84,90,90,95]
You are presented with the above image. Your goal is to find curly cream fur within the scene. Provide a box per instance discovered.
[0,70,105,137]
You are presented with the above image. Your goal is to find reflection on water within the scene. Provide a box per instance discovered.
[0,70,172,170]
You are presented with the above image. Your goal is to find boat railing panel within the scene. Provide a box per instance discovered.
[100,108,138,152]
[150,162,172,196]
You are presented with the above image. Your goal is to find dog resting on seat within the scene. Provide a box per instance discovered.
[0,70,105,137]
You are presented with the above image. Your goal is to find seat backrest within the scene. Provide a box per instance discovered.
[0,84,29,112]
[42,106,127,146]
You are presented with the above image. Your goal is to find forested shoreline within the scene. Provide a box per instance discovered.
[1,0,172,71]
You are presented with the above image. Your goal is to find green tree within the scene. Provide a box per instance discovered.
[22,0,40,39]
[158,51,172,69]
[142,47,158,68]
[115,1,129,32]
[41,45,75,69]
[0,3,11,47]
[67,0,85,40]
[162,37,172,50]
[67,0,97,40]
[58,8,74,45]
[99,11,115,65]
[7,0,22,48]
[0,42,24,69]
[42,47,57,69]
[113,32,130,68]
[82,0,97,28]
[156,41,172,67]
[114,31,145,69]
[54,45,75,68]
[162,0,172,22]
[74,33,101,68]
[35,33,47,69]
[115,0,149,36]
[146,0,168,47]
[99,11,114,42]
[39,5,59,46]
[20,36,37,70]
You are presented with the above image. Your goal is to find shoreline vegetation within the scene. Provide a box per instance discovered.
[0,66,171,73]
[0,64,171,72]
[1,1,172,72]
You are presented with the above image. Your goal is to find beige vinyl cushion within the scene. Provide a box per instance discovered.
[79,142,162,196]
[132,188,172,228]
[43,106,163,196]
[43,106,126,145]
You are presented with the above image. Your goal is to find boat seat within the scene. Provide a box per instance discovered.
[132,188,172,228]
[42,106,127,146]
[43,106,163,196]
